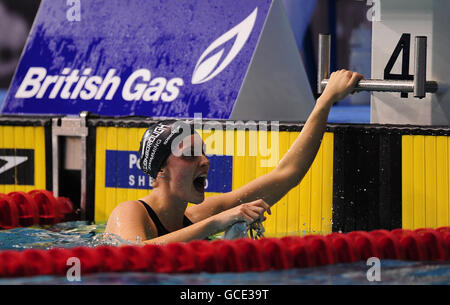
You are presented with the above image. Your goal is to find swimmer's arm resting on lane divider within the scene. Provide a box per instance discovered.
[186,70,364,223]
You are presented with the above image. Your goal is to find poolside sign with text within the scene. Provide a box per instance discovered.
[1,0,314,121]
[104,150,233,193]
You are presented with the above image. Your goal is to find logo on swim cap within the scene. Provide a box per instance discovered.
[138,121,197,179]
[139,123,172,177]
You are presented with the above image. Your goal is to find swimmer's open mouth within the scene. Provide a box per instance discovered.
[193,174,207,193]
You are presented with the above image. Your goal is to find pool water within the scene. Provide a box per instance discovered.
[0,222,449,285]
[0,221,128,250]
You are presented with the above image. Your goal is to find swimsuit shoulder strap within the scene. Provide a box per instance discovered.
[183,215,194,227]
[138,200,170,236]
[138,200,194,237]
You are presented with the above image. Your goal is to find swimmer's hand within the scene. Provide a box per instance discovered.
[320,70,364,105]
[211,199,271,232]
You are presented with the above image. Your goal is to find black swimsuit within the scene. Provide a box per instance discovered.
[138,200,193,236]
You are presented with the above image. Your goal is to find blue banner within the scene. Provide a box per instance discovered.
[2,0,272,119]
[105,150,233,193]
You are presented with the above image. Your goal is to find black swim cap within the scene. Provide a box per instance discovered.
[138,120,199,179]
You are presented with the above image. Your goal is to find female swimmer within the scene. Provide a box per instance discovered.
[105,70,364,244]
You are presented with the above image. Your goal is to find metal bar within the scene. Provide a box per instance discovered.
[317,34,439,99]
[80,136,86,220]
[414,36,427,99]
[320,79,438,94]
[318,34,331,94]
[51,118,60,198]
[79,112,88,220]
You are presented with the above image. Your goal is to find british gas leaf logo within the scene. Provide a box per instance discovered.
[191,8,258,85]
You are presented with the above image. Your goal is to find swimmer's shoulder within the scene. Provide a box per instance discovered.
[108,200,149,219]
[105,200,156,239]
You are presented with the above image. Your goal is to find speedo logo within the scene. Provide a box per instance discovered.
[14,8,258,102]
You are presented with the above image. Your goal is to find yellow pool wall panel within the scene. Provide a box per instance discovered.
[402,135,450,229]
[0,125,47,194]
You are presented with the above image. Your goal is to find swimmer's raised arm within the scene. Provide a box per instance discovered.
[275,70,364,188]
[188,70,363,221]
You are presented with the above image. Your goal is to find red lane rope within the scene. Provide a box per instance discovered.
[0,190,74,229]
[8,192,40,227]
[0,227,448,278]
[0,194,20,229]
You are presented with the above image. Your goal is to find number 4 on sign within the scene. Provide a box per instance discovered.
[384,33,414,98]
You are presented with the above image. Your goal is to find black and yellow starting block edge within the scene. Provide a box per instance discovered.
[332,124,450,233]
